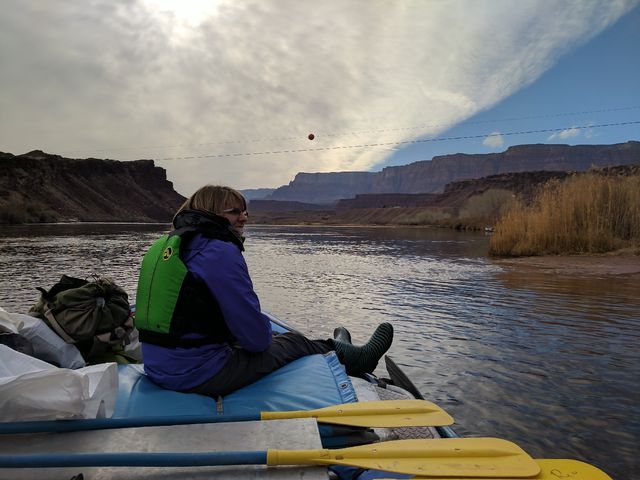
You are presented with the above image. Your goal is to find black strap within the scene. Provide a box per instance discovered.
[138,329,224,349]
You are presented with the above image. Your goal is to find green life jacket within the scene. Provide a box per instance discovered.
[135,217,242,348]
[135,232,186,337]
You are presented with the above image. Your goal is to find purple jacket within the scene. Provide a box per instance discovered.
[142,234,272,390]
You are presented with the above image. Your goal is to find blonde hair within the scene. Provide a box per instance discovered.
[175,185,246,219]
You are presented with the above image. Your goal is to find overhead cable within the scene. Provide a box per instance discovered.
[58,105,640,155]
[153,120,640,161]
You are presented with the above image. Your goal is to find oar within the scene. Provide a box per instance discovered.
[375,458,613,480]
[0,437,540,477]
[0,399,453,434]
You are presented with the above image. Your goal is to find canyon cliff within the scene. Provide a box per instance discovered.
[268,171,377,204]
[250,164,640,228]
[266,141,640,204]
[3,142,639,224]
[0,150,185,223]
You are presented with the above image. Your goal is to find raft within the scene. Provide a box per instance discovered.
[0,313,613,479]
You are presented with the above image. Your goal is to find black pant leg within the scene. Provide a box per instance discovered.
[191,332,334,397]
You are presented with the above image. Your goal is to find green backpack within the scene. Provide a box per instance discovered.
[29,275,135,363]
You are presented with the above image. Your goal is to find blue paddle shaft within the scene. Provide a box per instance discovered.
[0,414,257,435]
[0,451,267,468]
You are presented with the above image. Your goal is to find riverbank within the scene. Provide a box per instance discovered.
[494,250,640,276]
[250,207,486,230]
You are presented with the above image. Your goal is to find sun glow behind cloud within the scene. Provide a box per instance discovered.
[141,0,222,25]
[140,0,223,42]
[0,0,636,194]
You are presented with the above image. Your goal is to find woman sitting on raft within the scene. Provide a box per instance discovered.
[135,185,393,397]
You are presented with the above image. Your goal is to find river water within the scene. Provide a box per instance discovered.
[0,223,637,479]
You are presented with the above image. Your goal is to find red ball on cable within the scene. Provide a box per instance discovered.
[308,133,315,140]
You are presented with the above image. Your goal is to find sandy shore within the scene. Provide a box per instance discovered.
[493,252,640,276]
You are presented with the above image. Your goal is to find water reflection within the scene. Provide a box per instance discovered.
[0,224,168,311]
[0,224,637,478]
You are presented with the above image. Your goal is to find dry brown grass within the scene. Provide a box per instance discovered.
[489,173,640,256]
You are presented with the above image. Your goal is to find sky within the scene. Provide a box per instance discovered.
[1,1,639,196]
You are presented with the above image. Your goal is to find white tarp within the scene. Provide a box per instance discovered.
[0,345,118,422]
[0,307,86,369]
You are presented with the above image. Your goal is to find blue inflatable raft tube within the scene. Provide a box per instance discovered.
[114,351,356,420]
[0,314,358,436]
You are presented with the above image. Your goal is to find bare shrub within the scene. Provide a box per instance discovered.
[0,196,59,224]
[459,189,516,224]
[397,208,452,225]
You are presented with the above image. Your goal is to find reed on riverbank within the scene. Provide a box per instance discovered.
[489,173,640,256]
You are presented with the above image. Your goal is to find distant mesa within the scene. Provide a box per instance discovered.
[336,170,574,210]
[265,171,377,205]
[249,200,326,213]
[263,141,640,205]
[1,142,639,224]
[240,187,276,201]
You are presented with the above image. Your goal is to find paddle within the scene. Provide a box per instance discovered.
[0,399,453,434]
[0,437,540,477]
[375,458,613,480]
[384,355,458,439]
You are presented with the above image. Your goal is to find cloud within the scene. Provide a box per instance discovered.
[483,132,504,148]
[548,127,582,141]
[0,0,636,194]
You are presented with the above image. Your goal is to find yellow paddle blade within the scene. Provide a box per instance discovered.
[386,458,613,479]
[533,459,613,480]
[260,399,454,427]
[266,437,540,477]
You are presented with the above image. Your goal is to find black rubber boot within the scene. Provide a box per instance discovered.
[333,326,352,344]
[333,322,393,376]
